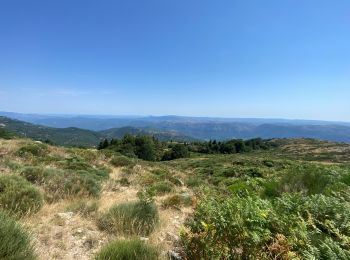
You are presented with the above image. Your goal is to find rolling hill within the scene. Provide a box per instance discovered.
[1,113,350,143]
[0,116,194,147]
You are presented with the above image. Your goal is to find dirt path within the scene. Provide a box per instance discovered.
[24,166,193,259]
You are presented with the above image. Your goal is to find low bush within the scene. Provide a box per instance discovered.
[0,175,43,216]
[43,169,102,202]
[185,176,202,187]
[162,194,193,209]
[0,210,36,259]
[20,163,108,202]
[181,192,350,259]
[66,199,99,217]
[95,238,159,260]
[20,166,48,184]
[118,177,130,186]
[147,180,174,195]
[279,165,332,195]
[97,201,159,236]
[16,143,48,158]
[110,155,135,167]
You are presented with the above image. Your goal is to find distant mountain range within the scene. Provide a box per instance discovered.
[0,116,195,147]
[1,112,350,145]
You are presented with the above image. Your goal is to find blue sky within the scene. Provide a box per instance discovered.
[0,0,349,121]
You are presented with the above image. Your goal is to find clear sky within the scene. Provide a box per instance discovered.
[0,0,349,121]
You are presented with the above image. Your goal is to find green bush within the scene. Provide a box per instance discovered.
[279,165,332,195]
[148,180,174,195]
[0,175,43,216]
[118,177,130,186]
[97,201,159,236]
[43,169,102,202]
[95,239,159,260]
[0,210,36,260]
[185,176,202,187]
[20,166,48,184]
[20,163,108,202]
[182,192,350,259]
[16,143,48,157]
[110,155,135,167]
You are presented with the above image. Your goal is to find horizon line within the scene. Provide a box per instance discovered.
[1,110,350,124]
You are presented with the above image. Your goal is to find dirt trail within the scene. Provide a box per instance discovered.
[24,166,193,259]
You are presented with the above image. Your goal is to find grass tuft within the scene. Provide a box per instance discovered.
[95,238,159,260]
[0,175,43,216]
[0,210,36,259]
[97,201,159,236]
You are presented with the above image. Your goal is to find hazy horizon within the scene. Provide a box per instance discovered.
[1,110,350,124]
[1,1,349,121]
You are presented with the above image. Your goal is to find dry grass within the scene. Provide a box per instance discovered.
[1,138,196,259]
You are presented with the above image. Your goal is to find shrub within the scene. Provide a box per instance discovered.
[181,194,273,259]
[0,210,36,260]
[185,176,202,187]
[148,180,174,195]
[162,144,189,161]
[20,166,48,184]
[279,165,332,195]
[118,177,130,186]
[110,155,135,167]
[0,175,43,216]
[20,162,108,202]
[97,201,159,236]
[95,239,159,260]
[43,169,102,202]
[182,192,350,259]
[162,193,193,209]
[16,143,48,157]
[66,199,99,217]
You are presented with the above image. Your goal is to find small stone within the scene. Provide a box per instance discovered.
[168,250,182,260]
[56,212,74,220]
[140,237,149,242]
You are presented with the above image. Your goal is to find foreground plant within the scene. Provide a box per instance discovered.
[95,238,159,260]
[0,210,36,259]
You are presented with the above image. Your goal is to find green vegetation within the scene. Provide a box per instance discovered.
[0,116,101,147]
[99,134,272,161]
[162,194,193,209]
[97,200,159,236]
[65,199,99,217]
[110,155,136,167]
[0,128,15,139]
[0,175,43,216]
[20,158,109,202]
[180,158,350,259]
[2,131,350,259]
[17,143,48,158]
[147,180,174,195]
[0,210,36,260]
[95,239,159,260]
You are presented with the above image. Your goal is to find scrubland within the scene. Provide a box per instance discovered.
[1,136,350,259]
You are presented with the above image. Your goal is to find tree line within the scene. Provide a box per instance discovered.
[98,134,273,161]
